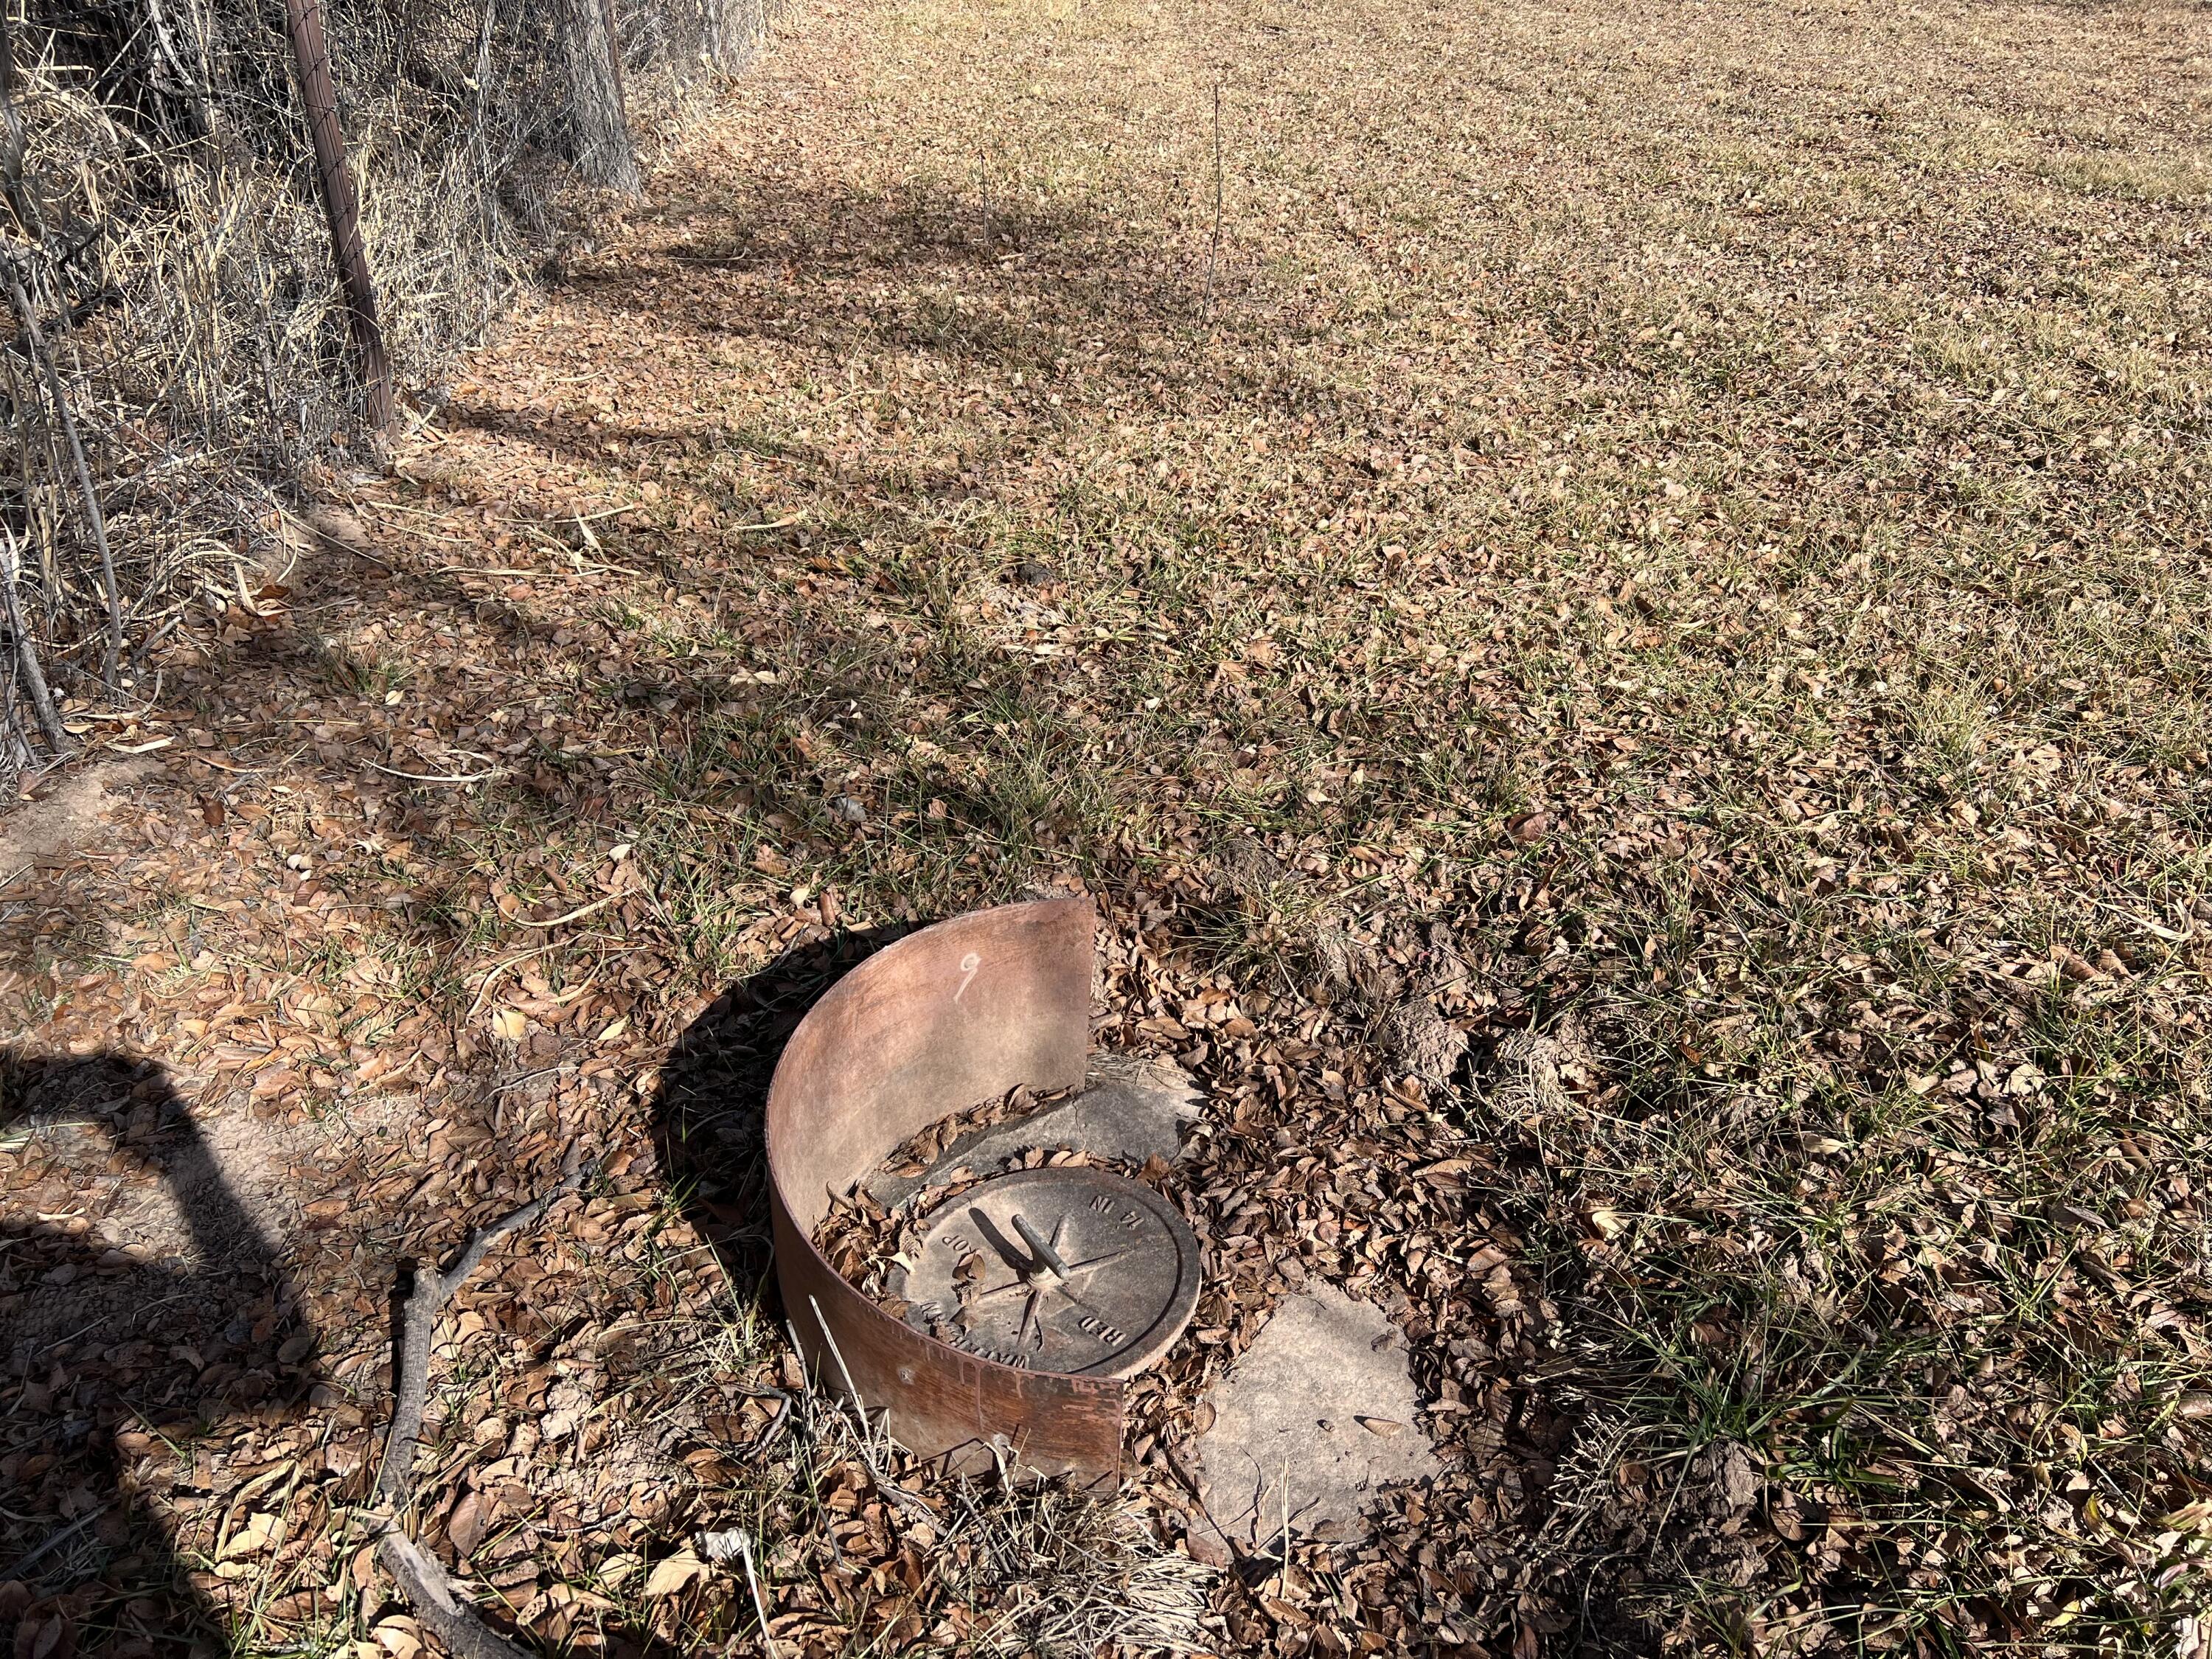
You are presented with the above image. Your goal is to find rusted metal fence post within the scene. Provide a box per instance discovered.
[280,0,394,431]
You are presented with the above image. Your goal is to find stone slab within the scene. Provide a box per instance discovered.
[1190,1283,1441,1548]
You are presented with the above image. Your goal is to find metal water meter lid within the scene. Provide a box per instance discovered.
[890,1166,1202,1380]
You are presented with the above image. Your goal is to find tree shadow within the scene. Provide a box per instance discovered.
[646,923,904,1309]
[540,171,1342,417]
[0,1049,319,1656]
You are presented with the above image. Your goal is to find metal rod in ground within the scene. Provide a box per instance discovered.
[1203,81,1222,314]
[736,1531,781,1659]
[279,0,394,431]
[809,1294,877,1455]
[4,269,121,687]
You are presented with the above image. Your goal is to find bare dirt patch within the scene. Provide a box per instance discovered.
[0,759,156,872]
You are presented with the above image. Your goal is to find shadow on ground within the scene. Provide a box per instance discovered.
[0,1051,318,1655]
[647,924,903,1304]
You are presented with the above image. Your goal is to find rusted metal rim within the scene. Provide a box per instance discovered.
[765,897,1129,1478]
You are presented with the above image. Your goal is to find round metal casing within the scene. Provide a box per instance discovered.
[765,899,1135,1478]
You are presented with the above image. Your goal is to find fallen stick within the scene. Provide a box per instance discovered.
[366,1152,595,1652]
[375,1151,593,1505]
[377,1528,535,1659]
[0,1507,103,1583]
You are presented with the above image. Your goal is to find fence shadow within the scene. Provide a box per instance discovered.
[0,1049,319,1655]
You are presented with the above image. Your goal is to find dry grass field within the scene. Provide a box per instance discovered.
[5,0,2211,1652]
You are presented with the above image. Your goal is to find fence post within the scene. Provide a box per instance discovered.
[0,5,45,238]
[598,0,627,114]
[563,0,640,192]
[280,0,394,431]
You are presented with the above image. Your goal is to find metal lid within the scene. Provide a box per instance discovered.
[890,1168,1203,1380]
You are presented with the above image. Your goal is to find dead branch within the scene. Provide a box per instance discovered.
[363,1152,594,1654]
[374,1151,594,1505]
[375,1528,538,1659]
[0,1506,103,1583]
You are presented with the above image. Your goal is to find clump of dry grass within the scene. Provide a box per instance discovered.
[0,43,366,778]
[950,1470,1218,1657]
[0,52,325,726]
[606,1286,1216,1656]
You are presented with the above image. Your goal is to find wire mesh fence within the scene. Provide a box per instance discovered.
[0,0,764,784]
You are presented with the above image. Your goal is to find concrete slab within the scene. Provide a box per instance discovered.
[867,1052,1200,1208]
[1190,1284,1441,1548]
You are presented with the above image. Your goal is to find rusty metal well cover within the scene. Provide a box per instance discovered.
[766,897,1175,1478]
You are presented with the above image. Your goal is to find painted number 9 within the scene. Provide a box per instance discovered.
[954,951,981,1003]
